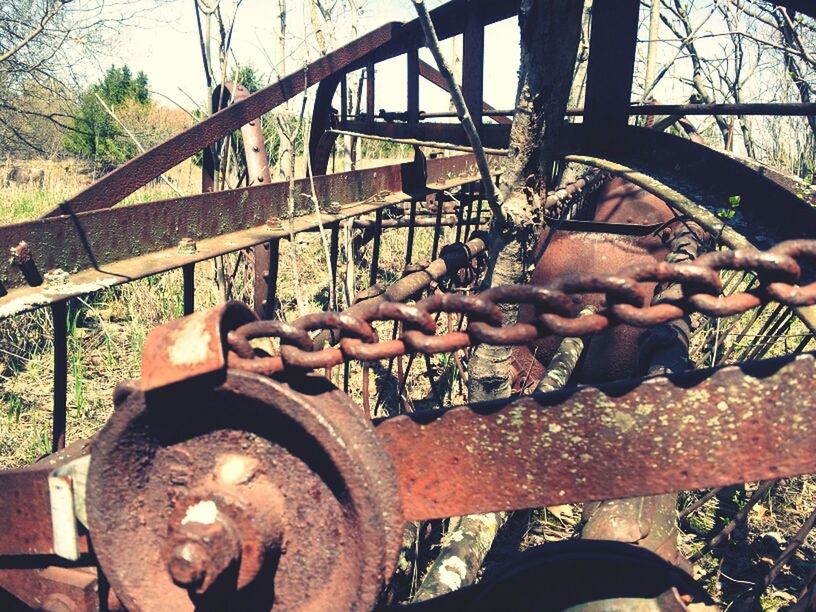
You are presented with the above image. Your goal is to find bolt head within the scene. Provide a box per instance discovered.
[177,237,197,254]
[168,541,209,589]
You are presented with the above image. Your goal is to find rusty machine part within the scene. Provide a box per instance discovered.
[2,0,816,609]
[86,369,403,611]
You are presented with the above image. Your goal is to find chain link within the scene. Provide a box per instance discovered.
[225,239,816,375]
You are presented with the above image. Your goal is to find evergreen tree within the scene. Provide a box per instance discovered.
[66,65,150,172]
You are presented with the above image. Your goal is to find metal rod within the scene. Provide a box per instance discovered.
[743,305,790,361]
[405,200,418,265]
[407,49,419,125]
[349,215,487,230]
[379,101,816,120]
[678,487,723,519]
[690,480,776,561]
[462,12,484,128]
[431,194,444,260]
[340,72,348,128]
[454,194,465,243]
[474,190,484,233]
[369,209,382,287]
[366,60,375,123]
[759,503,816,593]
[254,239,280,320]
[463,183,474,239]
[51,300,68,453]
[182,263,195,315]
[330,224,340,309]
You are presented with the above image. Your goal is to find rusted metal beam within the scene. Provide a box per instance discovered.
[625,102,816,117]
[419,101,816,119]
[559,124,816,249]
[376,351,816,521]
[343,120,509,149]
[462,12,485,128]
[51,301,67,453]
[582,0,640,146]
[0,156,485,318]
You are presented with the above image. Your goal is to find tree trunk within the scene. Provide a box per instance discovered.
[468,0,584,402]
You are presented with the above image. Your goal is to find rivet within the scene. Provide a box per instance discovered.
[44,269,70,287]
[178,238,197,254]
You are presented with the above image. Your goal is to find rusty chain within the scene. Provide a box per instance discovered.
[225,240,816,376]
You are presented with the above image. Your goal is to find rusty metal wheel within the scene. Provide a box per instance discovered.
[87,370,403,611]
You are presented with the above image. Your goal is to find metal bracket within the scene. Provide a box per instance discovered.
[48,455,90,561]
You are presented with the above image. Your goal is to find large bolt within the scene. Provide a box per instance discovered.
[166,508,241,594]
[168,541,209,589]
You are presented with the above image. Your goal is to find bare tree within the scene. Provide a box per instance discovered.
[0,0,167,156]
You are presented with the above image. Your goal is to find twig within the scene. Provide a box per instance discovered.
[93,93,182,196]
[412,0,503,223]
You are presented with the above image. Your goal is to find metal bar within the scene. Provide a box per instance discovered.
[474,190,484,233]
[330,224,340,309]
[749,309,796,361]
[690,480,776,561]
[0,439,92,556]
[340,73,348,128]
[369,209,382,287]
[740,304,788,362]
[366,59,375,124]
[462,12,484,128]
[407,50,419,125]
[416,102,816,119]
[462,183,474,239]
[348,215,487,228]
[182,264,195,316]
[376,351,816,521]
[51,301,68,453]
[0,156,486,318]
[254,239,280,320]
[621,102,816,117]
[341,120,509,151]
[431,193,444,260]
[678,488,723,520]
[582,0,640,145]
[406,200,417,265]
[759,503,816,593]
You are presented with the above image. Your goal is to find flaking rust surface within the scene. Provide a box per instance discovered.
[377,352,816,521]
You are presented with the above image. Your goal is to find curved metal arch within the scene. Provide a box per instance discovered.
[558,124,816,249]
[309,76,343,176]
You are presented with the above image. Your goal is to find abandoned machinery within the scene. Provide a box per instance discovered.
[3,0,816,609]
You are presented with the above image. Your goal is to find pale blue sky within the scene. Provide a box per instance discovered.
[96,0,522,115]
